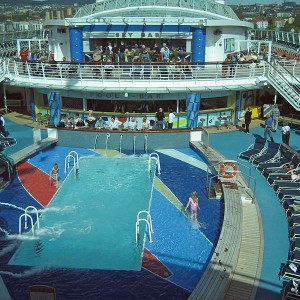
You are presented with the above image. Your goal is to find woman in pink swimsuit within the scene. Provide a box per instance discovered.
[185,191,200,220]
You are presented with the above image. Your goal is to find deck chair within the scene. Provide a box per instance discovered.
[280,261,300,281]
[29,285,56,300]
[237,136,266,161]
[290,226,300,240]
[260,151,296,177]
[282,280,300,299]
[267,168,299,186]
[278,189,300,201]
[251,141,281,165]
[0,137,17,148]
[273,180,300,194]
[290,250,300,264]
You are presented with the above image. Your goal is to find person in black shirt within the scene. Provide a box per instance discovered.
[244,107,252,134]
[155,108,165,129]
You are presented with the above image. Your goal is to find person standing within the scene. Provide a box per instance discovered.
[185,191,200,221]
[244,107,252,134]
[49,163,59,187]
[271,104,280,132]
[155,108,165,129]
[168,109,176,129]
[264,114,274,142]
[282,123,291,145]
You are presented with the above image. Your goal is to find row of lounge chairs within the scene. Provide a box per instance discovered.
[238,138,300,299]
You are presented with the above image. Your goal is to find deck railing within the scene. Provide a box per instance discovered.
[5,60,268,84]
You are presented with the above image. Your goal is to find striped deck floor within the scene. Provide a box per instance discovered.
[190,141,263,300]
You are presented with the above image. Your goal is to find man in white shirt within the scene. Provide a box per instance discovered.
[128,117,138,131]
[168,109,176,129]
[282,124,291,145]
[109,116,122,130]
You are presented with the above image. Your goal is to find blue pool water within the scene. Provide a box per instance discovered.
[9,156,155,271]
[0,145,223,299]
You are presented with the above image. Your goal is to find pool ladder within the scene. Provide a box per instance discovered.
[148,152,161,175]
[19,206,40,236]
[136,210,153,244]
[65,151,79,173]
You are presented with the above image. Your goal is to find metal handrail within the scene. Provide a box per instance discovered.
[136,210,154,244]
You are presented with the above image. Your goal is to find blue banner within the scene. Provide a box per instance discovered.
[186,93,201,128]
[48,91,61,126]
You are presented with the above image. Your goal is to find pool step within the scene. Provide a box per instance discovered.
[207,182,223,199]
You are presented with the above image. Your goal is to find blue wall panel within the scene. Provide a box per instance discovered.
[70,27,84,62]
[191,28,206,62]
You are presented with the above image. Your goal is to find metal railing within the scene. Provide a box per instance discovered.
[5,60,267,84]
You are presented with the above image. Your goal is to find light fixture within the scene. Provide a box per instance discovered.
[124,92,128,97]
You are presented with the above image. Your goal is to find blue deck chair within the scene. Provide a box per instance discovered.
[278,189,300,201]
[260,151,296,177]
[289,250,300,264]
[250,141,281,165]
[280,261,300,281]
[0,137,17,148]
[282,279,300,299]
[273,180,300,194]
[237,136,266,161]
[290,225,300,240]
[267,169,296,185]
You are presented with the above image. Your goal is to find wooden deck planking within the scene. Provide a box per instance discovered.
[189,141,263,300]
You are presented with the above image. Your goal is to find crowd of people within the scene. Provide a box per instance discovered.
[58,108,177,131]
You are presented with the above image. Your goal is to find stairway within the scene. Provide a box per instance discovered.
[266,62,300,111]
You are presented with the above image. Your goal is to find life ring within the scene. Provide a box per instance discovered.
[219,162,238,179]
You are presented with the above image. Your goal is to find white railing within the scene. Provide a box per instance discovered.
[6,60,266,85]
[148,152,161,175]
[24,206,40,230]
[64,151,79,173]
[136,210,153,244]
[19,213,35,236]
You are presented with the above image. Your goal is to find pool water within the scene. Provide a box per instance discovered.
[9,156,155,271]
[0,146,223,299]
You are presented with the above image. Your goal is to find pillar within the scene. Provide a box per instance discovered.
[69,27,84,62]
[191,28,206,62]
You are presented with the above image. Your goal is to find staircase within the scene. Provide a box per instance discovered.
[266,62,300,111]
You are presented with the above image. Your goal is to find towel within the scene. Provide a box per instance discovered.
[289,262,298,272]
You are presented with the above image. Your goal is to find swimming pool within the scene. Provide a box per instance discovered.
[0,146,223,299]
[9,155,155,271]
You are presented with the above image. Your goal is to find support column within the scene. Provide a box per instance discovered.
[191,28,206,62]
[69,27,84,62]
[186,93,201,128]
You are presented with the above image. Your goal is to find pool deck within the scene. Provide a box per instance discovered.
[190,141,263,300]
[0,112,297,299]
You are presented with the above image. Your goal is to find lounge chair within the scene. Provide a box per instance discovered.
[257,149,294,173]
[273,180,300,194]
[290,226,300,240]
[267,168,299,186]
[280,261,300,281]
[278,189,300,201]
[250,141,281,165]
[0,137,17,148]
[282,280,300,299]
[290,250,300,264]
[291,240,300,252]
[262,154,300,178]
[237,136,266,161]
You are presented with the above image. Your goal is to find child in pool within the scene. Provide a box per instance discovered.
[185,191,200,221]
[49,163,59,186]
